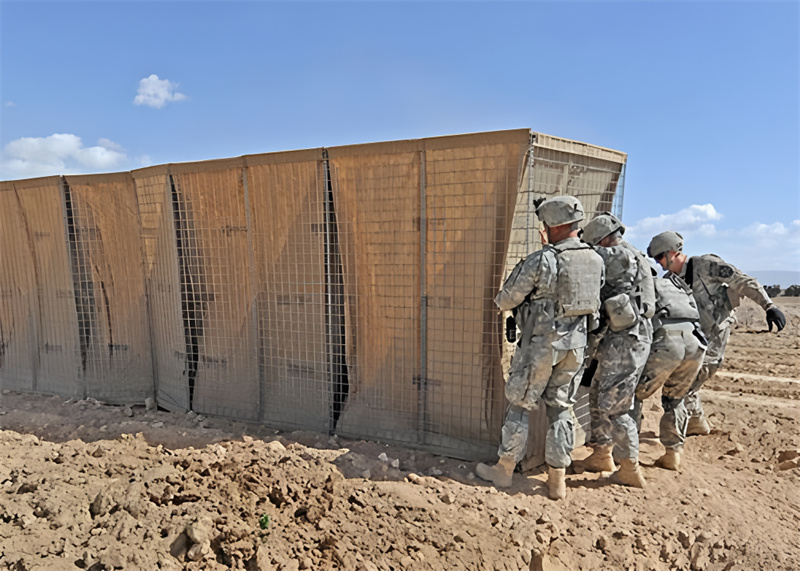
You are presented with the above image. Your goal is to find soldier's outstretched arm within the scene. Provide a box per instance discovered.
[704,259,771,309]
[731,271,788,331]
[707,257,786,332]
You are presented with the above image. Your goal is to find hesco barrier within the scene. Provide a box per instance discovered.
[0,129,626,461]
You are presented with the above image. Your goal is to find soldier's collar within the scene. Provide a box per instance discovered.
[682,258,694,286]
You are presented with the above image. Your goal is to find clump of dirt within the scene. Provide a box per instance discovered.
[1,298,798,571]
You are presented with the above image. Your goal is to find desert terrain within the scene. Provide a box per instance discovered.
[1,297,798,571]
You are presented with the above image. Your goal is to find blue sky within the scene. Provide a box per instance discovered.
[1,1,798,278]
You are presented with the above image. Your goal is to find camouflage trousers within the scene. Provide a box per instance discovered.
[498,344,584,469]
[632,322,706,450]
[684,325,729,422]
[589,324,651,460]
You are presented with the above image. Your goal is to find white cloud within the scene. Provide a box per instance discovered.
[5,101,15,107]
[622,204,800,273]
[97,138,124,152]
[133,74,188,109]
[624,204,723,241]
[742,220,799,240]
[1,133,128,179]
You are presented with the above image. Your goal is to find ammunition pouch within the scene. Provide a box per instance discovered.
[604,293,639,332]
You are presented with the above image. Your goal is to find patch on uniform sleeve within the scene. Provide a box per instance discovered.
[714,263,734,278]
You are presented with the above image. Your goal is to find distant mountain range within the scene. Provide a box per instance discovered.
[744,270,800,289]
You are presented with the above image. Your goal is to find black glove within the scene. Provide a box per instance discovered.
[766,305,786,332]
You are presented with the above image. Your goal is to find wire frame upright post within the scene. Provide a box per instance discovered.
[612,162,626,220]
[418,149,428,437]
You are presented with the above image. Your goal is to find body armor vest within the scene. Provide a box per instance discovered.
[655,274,699,321]
[552,241,603,318]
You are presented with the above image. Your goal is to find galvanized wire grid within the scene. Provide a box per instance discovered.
[167,164,259,421]
[132,169,186,411]
[421,145,518,455]
[62,175,153,404]
[0,179,82,396]
[247,154,330,433]
[324,139,527,458]
[328,148,424,445]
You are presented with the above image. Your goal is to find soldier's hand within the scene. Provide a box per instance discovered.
[766,305,786,332]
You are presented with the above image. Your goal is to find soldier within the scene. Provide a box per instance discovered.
[647,231,787,435]
[633,265,707,470]
[579,213,654,488]
[475,196,604,500]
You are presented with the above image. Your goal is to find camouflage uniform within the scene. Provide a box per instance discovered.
[589,240,655,460]
[632,272,706,451]
[680,255,773,424]
[495,236,604,468]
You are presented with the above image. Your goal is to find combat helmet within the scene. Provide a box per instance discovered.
[536,195,585,227]
[647,231,683,259]
[581,212,625,246]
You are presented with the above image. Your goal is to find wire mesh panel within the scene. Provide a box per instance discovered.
[0,182,41,389]
[328,140,422,443]
[63,173,154,403]
[529,133,623,219]
[1,128,628,461]
[0,177,82,396]
[132,165,185,409]
[422,131,530,458]
[168,159,258,420]
[245,149,329,432]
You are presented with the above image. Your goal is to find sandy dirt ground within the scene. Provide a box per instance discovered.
[1,297,799,571]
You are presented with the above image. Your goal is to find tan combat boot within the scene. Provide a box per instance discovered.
[582,444,616,472]
[655,448,682,471]
[610,458,646,488]
[475,455,516,488]
[687,415,711,435]
[547,467,567,500]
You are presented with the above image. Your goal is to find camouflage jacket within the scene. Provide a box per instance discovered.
[680,254,772,334]
[495,237,604,351]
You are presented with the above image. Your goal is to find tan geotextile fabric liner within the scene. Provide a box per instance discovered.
[423,132,529,449]
[0,178,82,396]
[1,182,40,389]
[168,159,258,420]
[245,150,329,432]
[132,166,186,410]
[0,129,626,462]
[327,130,529,454]
[327,140,423,442]
[64,173,154,403]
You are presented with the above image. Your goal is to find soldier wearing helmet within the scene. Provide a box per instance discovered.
[578,213,655,488]
[476,196,604,500]
[646,231,786,436]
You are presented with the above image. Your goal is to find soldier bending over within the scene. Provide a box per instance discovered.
[647,232,786,435]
